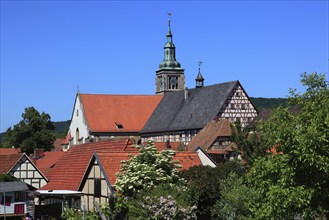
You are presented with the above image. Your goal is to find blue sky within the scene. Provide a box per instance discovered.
[1,1,328,132]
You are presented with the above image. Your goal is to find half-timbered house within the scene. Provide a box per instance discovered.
[79,148,216,211]
[0,154,48,189]
[140,80,258,144]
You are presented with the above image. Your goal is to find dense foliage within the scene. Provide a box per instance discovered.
[115,140,185,197]
[180,161,245,219]
[250,97,288,109]
[230,73,329,219]
[1,107,55,154]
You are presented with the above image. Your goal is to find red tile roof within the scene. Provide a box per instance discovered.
[0,148,21,155]
[174,152,202,170]
[153,142,185,151]
[0,154,23,174]
[80,94,163,132]
[36,151,66,177]
[40,138,136,191]
[95,151,202,186]
[53,138,67,151]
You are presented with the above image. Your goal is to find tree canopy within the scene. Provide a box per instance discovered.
[232,73,329,219]
[115,140,185,197]
[2,107,55,155]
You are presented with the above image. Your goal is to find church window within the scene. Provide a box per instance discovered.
[169,76,178,89]
[76,109,79,117]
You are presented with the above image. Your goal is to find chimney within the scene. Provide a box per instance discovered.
[184,87,188,100]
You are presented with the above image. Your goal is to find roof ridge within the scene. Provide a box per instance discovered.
[80,93,163,97]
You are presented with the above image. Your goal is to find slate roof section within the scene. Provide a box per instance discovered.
[0,154,23,174]
[79,94,163,133]
[141,81,239,133]
[41,138,136,191]
[187,119,232,151]
[0,181,29,193]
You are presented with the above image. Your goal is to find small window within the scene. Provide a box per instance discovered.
[241,104,246,110]
[76,109,79,117]
[115,122,124,129]
[94,178,101,197]
[230,104,235,109]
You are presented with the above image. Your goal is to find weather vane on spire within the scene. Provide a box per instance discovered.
[198,59,203,71]
[167,12,172,35]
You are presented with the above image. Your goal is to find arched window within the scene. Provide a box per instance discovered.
[76,128,80,144]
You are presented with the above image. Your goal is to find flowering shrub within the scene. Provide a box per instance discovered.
[141,195,197,220]
[127,184,197,220]
[115,140,185,197]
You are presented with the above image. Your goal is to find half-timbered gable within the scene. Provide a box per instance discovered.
[79,152,115,211]
[140,81,257,144]
[218,83,258,127]
[0,154,48,189]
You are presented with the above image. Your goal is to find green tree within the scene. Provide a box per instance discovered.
[2,107,55,155]
[115,140,185,197]
[247,73,329,219]
[211,173,254,220]
[180,160,245,219]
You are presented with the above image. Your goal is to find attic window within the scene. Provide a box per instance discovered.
[115,122,124,129]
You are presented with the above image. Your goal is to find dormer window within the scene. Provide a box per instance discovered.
[115,122,124,129]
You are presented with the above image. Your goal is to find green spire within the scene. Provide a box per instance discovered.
[159,13,181,69]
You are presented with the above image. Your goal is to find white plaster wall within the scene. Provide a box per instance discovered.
[69,95,90,145]
[196,149,217,167]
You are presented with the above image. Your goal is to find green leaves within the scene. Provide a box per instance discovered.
[2,106,55,154]
[115,140,185,197]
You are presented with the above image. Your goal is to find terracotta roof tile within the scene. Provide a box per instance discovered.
[96,151,202,186]
[53,138,67,151]
[36,151,66,177]
[80,94,163,132]
[41,139,136,191]
[0,154,23,174]
[153,142,185,151]
[0,148,21,155]
[187,119,232,151]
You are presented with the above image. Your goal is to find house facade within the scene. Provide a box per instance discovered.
[0,154,48,189]
[141,81,258,144]
[68,93,162,147]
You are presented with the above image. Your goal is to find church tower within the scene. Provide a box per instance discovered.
[155,14,185,94]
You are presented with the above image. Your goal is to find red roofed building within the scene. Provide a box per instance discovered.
[0,154,48,189]
[67,93,162,148]
[40,138,136,191]
[35,151,66,178]
[0,147,21,155]
[78,146,216,211]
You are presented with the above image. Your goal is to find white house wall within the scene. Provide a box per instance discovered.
[69,94,90,145]
[196,149,217,167]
